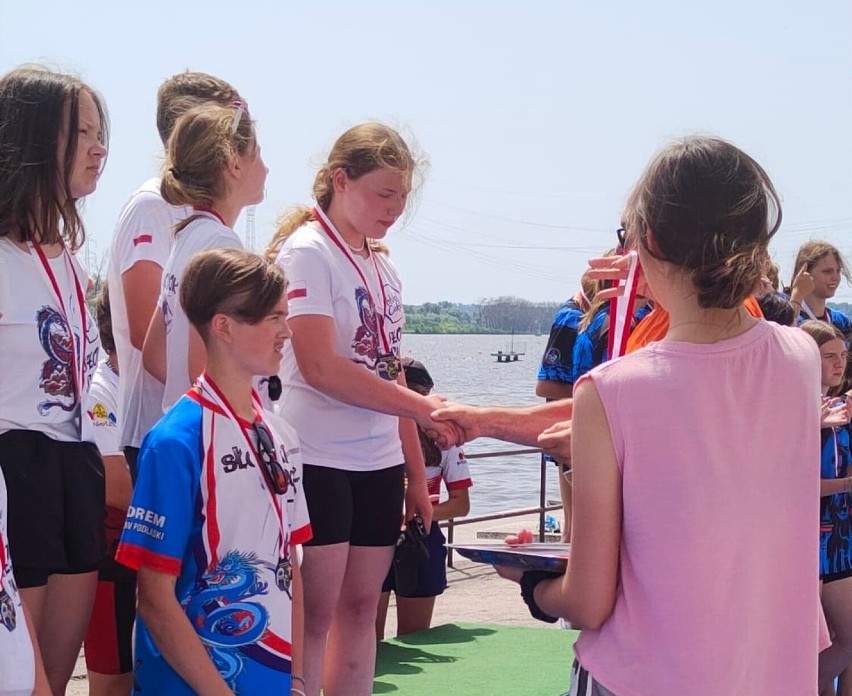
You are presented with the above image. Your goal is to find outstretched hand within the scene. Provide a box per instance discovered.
[537,420,572,467]
[428,401,486,448]
[412,394,461,450]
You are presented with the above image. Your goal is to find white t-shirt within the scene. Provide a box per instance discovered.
[107,178,189,449]
[85,360,121,456]
[160,215,243,411]
[0,469,35,696]
[0,239,100,443]
[275,218,406,471]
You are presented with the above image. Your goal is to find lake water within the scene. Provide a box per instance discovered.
[401,334,561,517]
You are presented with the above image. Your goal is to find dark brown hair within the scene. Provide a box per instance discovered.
[757,293,795,326]
[180,248,285,341]
[156,72,240,145]
[160,103,256,233]
[94,281,116,354]
[266,122,425,259]
[0,66,109,251]
[623,136,781,309]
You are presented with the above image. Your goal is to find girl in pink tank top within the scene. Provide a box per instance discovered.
[503,137,825,696]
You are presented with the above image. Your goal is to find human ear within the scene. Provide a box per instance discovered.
[226,155,242,182]
[330,167,348,194]
[209,313,233,342]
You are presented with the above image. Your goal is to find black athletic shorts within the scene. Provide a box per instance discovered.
[303,463,405,547]
[0,430,105,588]
[823,567,852,584]
[123,445,140,483]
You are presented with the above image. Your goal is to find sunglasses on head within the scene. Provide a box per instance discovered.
[253,421,288,495]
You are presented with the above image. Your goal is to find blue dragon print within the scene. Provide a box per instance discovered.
[184,550,270,686]
[36,306,77,414]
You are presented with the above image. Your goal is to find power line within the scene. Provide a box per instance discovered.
[424,199,609,232]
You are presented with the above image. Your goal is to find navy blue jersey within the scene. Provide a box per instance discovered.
[820,425,852,577]
[538,298,584,385]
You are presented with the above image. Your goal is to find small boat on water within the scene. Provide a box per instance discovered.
[491,331,526,362]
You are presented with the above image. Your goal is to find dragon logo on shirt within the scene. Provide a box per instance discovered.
[36,306,77,414]
[0,588,15,632]
[184,550,271,686]
[351,286,380,367]
[162,272,178,332]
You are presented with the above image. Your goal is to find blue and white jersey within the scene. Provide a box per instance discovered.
[117,394,311,695]
[0,469,35,696]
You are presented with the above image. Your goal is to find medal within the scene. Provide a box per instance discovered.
[0,588,15,631]
[313,207,403,379]
[276,555,293,594]
[376,353,401,381]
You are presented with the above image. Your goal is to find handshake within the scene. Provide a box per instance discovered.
[410,395,574,468]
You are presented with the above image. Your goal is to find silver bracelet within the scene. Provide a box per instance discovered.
[291,689,307,696]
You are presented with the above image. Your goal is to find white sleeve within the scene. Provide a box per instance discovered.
[85,378,122,456]
[114,194,175,274]
[441,445,473,489]
[277,243,335,319]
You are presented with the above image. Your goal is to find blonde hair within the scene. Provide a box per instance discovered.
[578,249,616,333]
[265,122,425,260]
[160,102,256,234]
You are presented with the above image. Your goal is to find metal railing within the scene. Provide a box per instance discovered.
[438,448,562,567]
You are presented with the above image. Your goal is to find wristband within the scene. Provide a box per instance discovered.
[520,570,561,624]
[291,689,307,696]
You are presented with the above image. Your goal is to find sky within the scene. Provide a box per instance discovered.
[2,0,851,305]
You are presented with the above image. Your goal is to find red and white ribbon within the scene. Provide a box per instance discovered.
[607,251,641,359]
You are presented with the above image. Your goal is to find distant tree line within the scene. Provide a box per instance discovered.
[404,297,561,334]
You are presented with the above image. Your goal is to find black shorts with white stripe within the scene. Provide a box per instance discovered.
[569,659,617,696]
